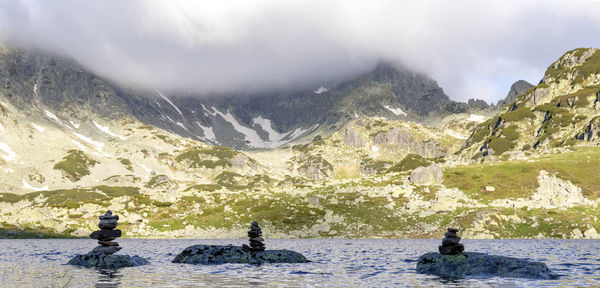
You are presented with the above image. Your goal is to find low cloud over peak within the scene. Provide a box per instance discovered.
[1,0,600,102]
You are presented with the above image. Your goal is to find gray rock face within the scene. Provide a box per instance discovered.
[344,127,365,148]
[372,128,447,158]
[416,252,559,279]
[0,44,474,150]
[172,244,308,265]
[409,163,443,185]
[498,80,534,107]
[67,252,148,268]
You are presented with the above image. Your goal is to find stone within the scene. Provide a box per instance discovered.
[439,228,464,255]
[98,218,118,230]
[442,237,460,245]
[439,243,464,254]
[584,227,599,239]
[444,231,457,238]
[68,252,148,268]
[246,221,266,252]
[90,229,121,240]
[98,241,119,246]
[571,228,584,238]
[172,244,308,265]
[416,252,559,279]
[92,245,122,254]
[409,163,443,185]
[485,186,496,192]
[99,210,119,220]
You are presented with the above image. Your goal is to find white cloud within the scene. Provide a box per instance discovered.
[0,0,599,102]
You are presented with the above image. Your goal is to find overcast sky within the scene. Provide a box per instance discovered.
[1,0,600,103]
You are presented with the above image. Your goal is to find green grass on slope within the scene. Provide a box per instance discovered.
[53,150,99,182]
[444,147,600,202]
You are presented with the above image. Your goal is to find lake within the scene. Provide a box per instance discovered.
[0,239,598,287]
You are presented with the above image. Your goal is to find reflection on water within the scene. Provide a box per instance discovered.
[96,269,121,288]
[0,239,599,287]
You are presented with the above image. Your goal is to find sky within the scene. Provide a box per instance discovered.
[1,0,600,103]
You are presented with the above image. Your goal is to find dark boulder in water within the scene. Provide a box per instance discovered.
[67,210,149,268]
[172,244,308,265]
[67,252,149,268]
[416,252,559,279]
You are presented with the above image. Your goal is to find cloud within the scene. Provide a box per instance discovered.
[1,0,600,102]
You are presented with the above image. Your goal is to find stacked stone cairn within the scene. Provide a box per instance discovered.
[438,228,464,255]
[90,210,122,254]
[242,221,265,252]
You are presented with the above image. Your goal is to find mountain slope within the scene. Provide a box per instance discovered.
[460,48,600,160]
[0,44,488,150]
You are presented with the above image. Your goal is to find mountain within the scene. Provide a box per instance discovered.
[1,43,598,240]
[496,80,534,107]
[460,47,600,160]
[0,44,486,150]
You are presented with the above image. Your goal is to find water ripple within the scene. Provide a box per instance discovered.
[0,239,599,287]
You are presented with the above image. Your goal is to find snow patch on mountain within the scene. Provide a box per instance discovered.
[72,132,111,157]
[445,129,468,139]
[156,90,183,116]
[252,116,288,143]
[383,105,407,116]
[213,108,265,148]
[44,110,69,128]
[71,140,87,152]
[314,87,328,94]
[69,120,80,129]
[175,122,188,131]
[93,121,127,140]
[32,123,45,132]
[22,180,48,191]
[467,114,485,123]
[0,142,16,161]
[196,122,216,142]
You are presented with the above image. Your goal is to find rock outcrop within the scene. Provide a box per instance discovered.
[172,244,307,265]
[409,163,443,185]
[416,252,559,279]
[173,221,307,265]
[67,252,148,268]
[497,80,534,107]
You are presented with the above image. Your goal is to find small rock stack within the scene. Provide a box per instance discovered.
[89,210,122,254]
[439,228,464,255]
[242,221,265,252]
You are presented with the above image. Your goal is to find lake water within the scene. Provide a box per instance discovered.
[0,239,598,287]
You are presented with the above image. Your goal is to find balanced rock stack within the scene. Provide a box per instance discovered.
[438,228,464,255]
[90,210,122,254]
[242,221,265,252]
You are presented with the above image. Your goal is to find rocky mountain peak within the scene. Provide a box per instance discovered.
[497,80,534,107]
[543,47,600,85]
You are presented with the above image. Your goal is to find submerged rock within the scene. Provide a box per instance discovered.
[172,244,308,265]
[416,252,559,279]
[67,252,149,268]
